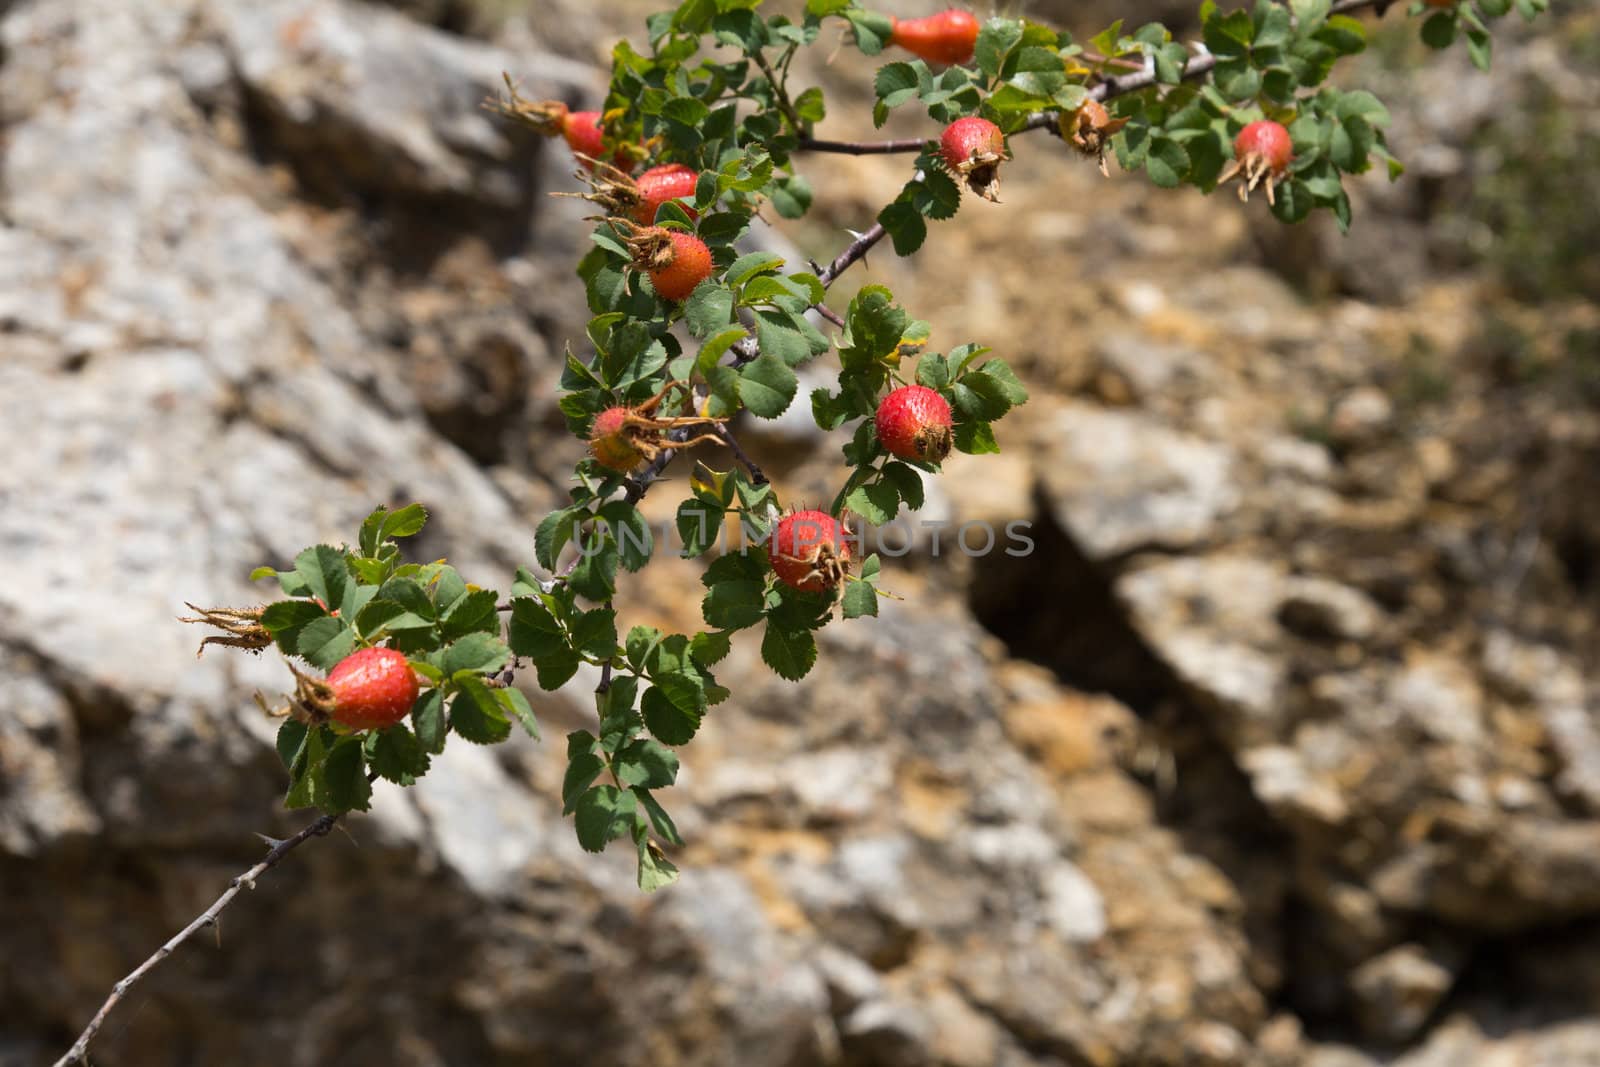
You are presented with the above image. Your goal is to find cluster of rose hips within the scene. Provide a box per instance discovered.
[498,8,1297,608]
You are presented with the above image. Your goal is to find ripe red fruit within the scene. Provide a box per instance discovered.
[889,9,980,65]
[326,648,419,731]
[876,385,954,463]
[939,116,1007,202]
[769,510,852,594]
[625,227,713,302]
[632,163,700,224]
[1221,119,1294,204]
[589,405,646,472]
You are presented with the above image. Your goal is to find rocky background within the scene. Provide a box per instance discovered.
[2,0,1598,1064]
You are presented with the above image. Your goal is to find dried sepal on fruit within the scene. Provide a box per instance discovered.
[1059,98,1129,177]
[490,76,632,172]
[769,509,853,594]
[179,603,271,656]
[1218,119,1294,205]
[938,116,1008,202]
[588,380,729,473]
[611,220,714,301]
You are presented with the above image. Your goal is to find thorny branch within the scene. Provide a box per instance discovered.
[53,813,343,1067]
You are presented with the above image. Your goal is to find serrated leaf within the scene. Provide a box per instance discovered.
[677,497,725,558]
[535,508,581,571]
[684,283,735,338]
[615,738,679,789]
[881,462,926,508]
[369,725,430,785]
[450,676,512,744]
[574,784,636,852]
[442,632,510,677]
[276,720,308,771]
[878,200,927,256]
[438,588,500,640]
[703,579,766,630]
[636,834,680,891]
[954,420,1000,455]
[739,353,799,419]
[1144,136,1191,188]
[378,503,428,544]
[599,501,653,572]
[293,545,351,618]
[295,616,358,671]
[317,737,371,813]
[563,732,606,813]
[412,688,446,754]
[568,532,619,602]
[642,685,702,745]
[844,479,900,525]
[842,579,879,620]
[760,624,817,682]
[495,687,540,740]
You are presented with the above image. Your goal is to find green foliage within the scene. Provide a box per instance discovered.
[204,0,1544,891]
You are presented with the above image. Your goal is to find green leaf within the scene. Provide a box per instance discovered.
[636,834,680,891]
[563,732,607,813]
[954,420,1000,454]
[727,252,784,289]
[1464,26,1491,70]
[412,689,447,754]
[1420,10,1457,48]
[881,462,926,508]
[369,725,430,785]
[437,589,500,641]
[878,200,927,256]
[450,676,512,744]
[317,737,371,813]
[599,501,653,572]
[535,508,581,571]
[284,725,327,809]
[684,283,735,337]
[568,532,619,602]
[753,309,814,367]
[570,607,617,660]
[642,684,702,745]
[442,632,511,677]
[1145,136,1191,188]
[703,579,766,630]
[739,353,799,419]
[574,785,636,852]
[295,616,358,672]
[842,579,879,620]
[844,479,899,525]
[495,687,540,740]
[615,738,680,789]
[696,325,749,375]
[378,503,428,544]
[293,545,350,617]
[760,623,817,682]
[874,61,922,110]
[276,720,308,771]
[772,174,814,219]
[676,497,725,558]
[689,630,732,666]
[976,17,1025,78]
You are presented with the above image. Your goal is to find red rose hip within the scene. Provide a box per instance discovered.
[876,385,954,464]
[1221,119,1294,204]
[769,510,852,594]
[939,116,1007,202]
[631,163,700,224]
[327,648,419,731]
[889,9,980,66]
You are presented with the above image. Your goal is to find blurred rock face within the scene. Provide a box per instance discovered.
[2,1,1599,1066]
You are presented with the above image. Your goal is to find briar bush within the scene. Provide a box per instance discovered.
[188,0,1549,893]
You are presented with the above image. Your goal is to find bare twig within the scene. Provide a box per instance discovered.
[53,813,343,1067]
[752,47,806,135]
[714,423,769,485]
[798,135,931,155]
